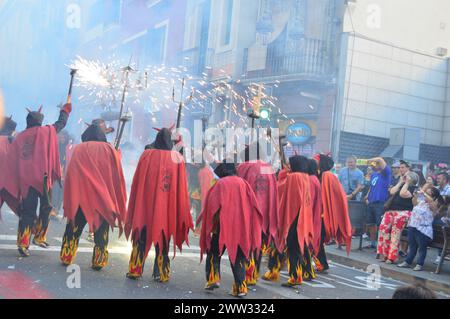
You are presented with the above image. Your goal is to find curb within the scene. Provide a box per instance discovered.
[326,251,450,295]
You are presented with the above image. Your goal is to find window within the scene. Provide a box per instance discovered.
[220,0,234,46]
[141,23,168,65]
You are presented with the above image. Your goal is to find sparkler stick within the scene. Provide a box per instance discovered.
[114,62,134,149]
[67,69,77,103]
[267,126,287,167]
[173,78,194,130]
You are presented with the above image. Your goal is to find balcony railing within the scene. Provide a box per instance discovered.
[242,38,331,80]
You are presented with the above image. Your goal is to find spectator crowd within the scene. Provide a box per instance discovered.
[337,157,450,272]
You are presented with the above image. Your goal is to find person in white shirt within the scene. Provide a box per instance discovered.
[398,184,446,271]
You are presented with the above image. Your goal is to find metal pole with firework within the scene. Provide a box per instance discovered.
[67,68,77,103]
[248,84,263,155]
[114,63,135,149]
[172,77,194,131]
[267,126,288,168]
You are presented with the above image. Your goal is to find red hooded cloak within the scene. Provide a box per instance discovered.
[309,175,323,254]
[0,136,19,215]
[198,166,214,205]
[198,176,263,264]
[237,161,278,241]
[276,172,313,254]
[63,142,127,233]
[12,126,61,199]
[125,149,193,257]
[321,171,352,254]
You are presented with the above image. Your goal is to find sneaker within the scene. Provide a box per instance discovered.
[397,262,411,268]
[126,273,142,280]
[362,233,369,240]
[18,246,30,257]
[204,282,220,291]
[385,259,393,264]
[398,251,407,258]
[413,265,423,271]
[433,256,441,265]
[228,291,247,298]
[445,255,450,261]
[32,238,50,248]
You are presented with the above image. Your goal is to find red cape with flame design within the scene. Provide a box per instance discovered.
[309,175,323,255]
[237,161,278,241]
[276,172,314,254]
[125,149,193,257]
[0,136,19,215]
[198,176,263,264]
[11,125,61,199]
[63,142,127,232]
[321,171,352,254]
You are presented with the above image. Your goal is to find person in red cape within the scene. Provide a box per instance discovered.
[198,163,215,208]
[60,124,127,270]
[237,143,278,286]
[12,104,71,257]
[307,158,323,257]
[269,156,315,287]
[313,153,352,273]
[193,161,216,236]
[83,118,115,244]
[198,161,263,297]
[125,127,193,282]
[0,116,19,216]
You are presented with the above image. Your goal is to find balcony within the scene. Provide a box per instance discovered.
[242,37,331,82]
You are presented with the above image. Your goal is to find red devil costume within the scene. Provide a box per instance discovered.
[237,144,278,286]
[312,154,352,273]
[12,104,71,257]
[198,162,263,297]
[125,128,192,282]
[60,124,127,270]
[0,117,19,216]
[307,158,323,256]
[268,156,315,286]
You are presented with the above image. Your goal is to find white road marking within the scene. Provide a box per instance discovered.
[53,237,91,245]
[0,235,17,241]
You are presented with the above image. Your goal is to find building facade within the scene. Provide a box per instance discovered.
[334,0,450,164]
[180,0,346,158]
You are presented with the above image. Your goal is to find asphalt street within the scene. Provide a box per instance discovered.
[0,208,447,299]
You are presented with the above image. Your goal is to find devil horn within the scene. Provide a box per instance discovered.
[26,107,32,113]
[168,123,176,132]
[153,127,161,132]
[85,122,90,127]
[38,105,43,113]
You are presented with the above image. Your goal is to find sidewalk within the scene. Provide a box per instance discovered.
[325,238,450,295]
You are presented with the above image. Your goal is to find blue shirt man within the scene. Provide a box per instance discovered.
[368,165,392,204]
[365,157,392,249]
[338,156,365,200]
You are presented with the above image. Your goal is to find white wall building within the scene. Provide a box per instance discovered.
[334,0,450,163]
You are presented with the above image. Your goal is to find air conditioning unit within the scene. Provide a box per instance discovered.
[436,47,448,57]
